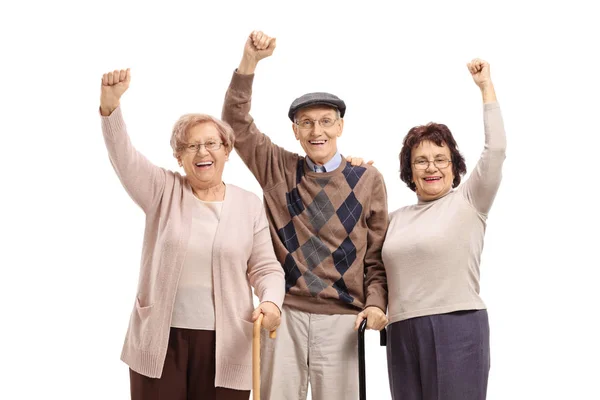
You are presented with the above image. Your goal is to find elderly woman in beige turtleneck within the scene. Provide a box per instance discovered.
[382,59,506,400]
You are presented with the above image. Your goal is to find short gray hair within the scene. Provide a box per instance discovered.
[170,114,235,158]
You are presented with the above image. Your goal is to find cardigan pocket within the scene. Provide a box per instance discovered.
[135,296,154,319]
[132,297,155,349]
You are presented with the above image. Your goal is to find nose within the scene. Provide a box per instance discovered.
[311,122,324,136]
[425,161,438,172]
[197,145,209,156]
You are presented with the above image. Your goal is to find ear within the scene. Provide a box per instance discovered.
[292,123,300,140]
[225,150,230,161]
[176,155,183,167]
[336,118,344,137]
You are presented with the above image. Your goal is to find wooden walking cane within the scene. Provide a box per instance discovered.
[252,314,277,400]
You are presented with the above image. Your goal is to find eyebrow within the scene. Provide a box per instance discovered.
[413,154,449,161]
[296,112,336,120]
[189,137,219,143]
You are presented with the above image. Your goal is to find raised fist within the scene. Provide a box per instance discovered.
[467,59,492,89]
[243,30,276,63]
[100,68,130,116]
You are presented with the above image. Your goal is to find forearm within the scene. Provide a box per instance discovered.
[248,222,286,310]
[364,265,388,312]
[461,103,506,213]
[238,55,258,75]
[100,106,166,211]
[363,174,389,311]
[222,71,291,188]
[481,83,497,104]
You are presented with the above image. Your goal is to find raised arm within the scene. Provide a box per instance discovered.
[100,69,166,213]
[222,31,295,189]
[461,59,507,215]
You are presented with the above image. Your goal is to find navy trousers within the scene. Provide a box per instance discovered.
[387,310,490,400]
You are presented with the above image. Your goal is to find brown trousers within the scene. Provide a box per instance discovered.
[130,328,250,400]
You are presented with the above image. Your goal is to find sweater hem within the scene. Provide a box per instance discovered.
[121,342,167,379]
[388,301,487,324]
[284,294,361,315]
[215,359,252,391]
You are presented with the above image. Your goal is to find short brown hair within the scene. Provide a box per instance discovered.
[399,123,467,192]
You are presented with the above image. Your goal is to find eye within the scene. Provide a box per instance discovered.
[206,141,217,146]
[187,144,197,149]
[415,160,427,165]
[299,120,313,127]
[321,118,333,125]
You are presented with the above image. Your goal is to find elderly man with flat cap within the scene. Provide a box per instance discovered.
[222,31,389,400]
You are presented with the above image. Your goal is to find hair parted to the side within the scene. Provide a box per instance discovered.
[399,123,467,192]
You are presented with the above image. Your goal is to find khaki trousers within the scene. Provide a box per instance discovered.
[260,305,359,400]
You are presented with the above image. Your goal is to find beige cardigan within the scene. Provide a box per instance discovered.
[101,106,285,390]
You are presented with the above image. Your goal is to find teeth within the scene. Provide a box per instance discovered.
[310,140,326,144]
[196,162,213,166]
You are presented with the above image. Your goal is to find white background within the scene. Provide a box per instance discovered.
[1,0,599,399]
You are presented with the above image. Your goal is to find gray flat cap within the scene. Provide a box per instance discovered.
[288,92,346,121]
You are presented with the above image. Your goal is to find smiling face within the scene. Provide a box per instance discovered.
[292,106,343,165]
[411,140,454,201]
[178,122,228,190]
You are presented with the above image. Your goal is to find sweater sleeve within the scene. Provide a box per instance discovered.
[461,102,507,215]
[101,106,166,213]
[247,199,285,311]
[363,169,389,312]
[221,70,297,190]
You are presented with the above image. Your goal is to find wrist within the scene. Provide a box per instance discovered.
[238,55,258,75]
[100,102,119,116]
[261,301,281,314]
[480,83,497,104]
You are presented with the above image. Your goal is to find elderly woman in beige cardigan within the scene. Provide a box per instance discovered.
[99,68,284,400]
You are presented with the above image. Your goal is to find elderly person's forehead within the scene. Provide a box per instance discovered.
[186,121,220,137]
[294,105,339,119]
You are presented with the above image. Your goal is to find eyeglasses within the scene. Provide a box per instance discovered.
[295,117,338,130]
[182,141,223,153]
[412,158,452,170]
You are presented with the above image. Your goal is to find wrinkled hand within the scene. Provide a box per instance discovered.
[354,306,388,331]
[346,155,374,167]
[238,30,276,74]
[252,301,281,333]
[467,58,492,90]
[100,68,130,116]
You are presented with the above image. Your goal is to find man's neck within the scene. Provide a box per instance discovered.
[306,150,341,172]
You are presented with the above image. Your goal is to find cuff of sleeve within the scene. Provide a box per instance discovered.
[259,291,285,313]
[365,295,387,314]
[483,101,500,111]
[231,69,255,93]
[100,105,125,141]
[260,300,283,314]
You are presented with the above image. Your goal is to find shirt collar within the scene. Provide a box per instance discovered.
[305,150,342,173]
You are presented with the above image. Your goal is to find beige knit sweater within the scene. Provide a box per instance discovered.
[382,102,506,323]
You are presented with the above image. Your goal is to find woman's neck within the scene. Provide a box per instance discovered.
[193,181,226,201]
